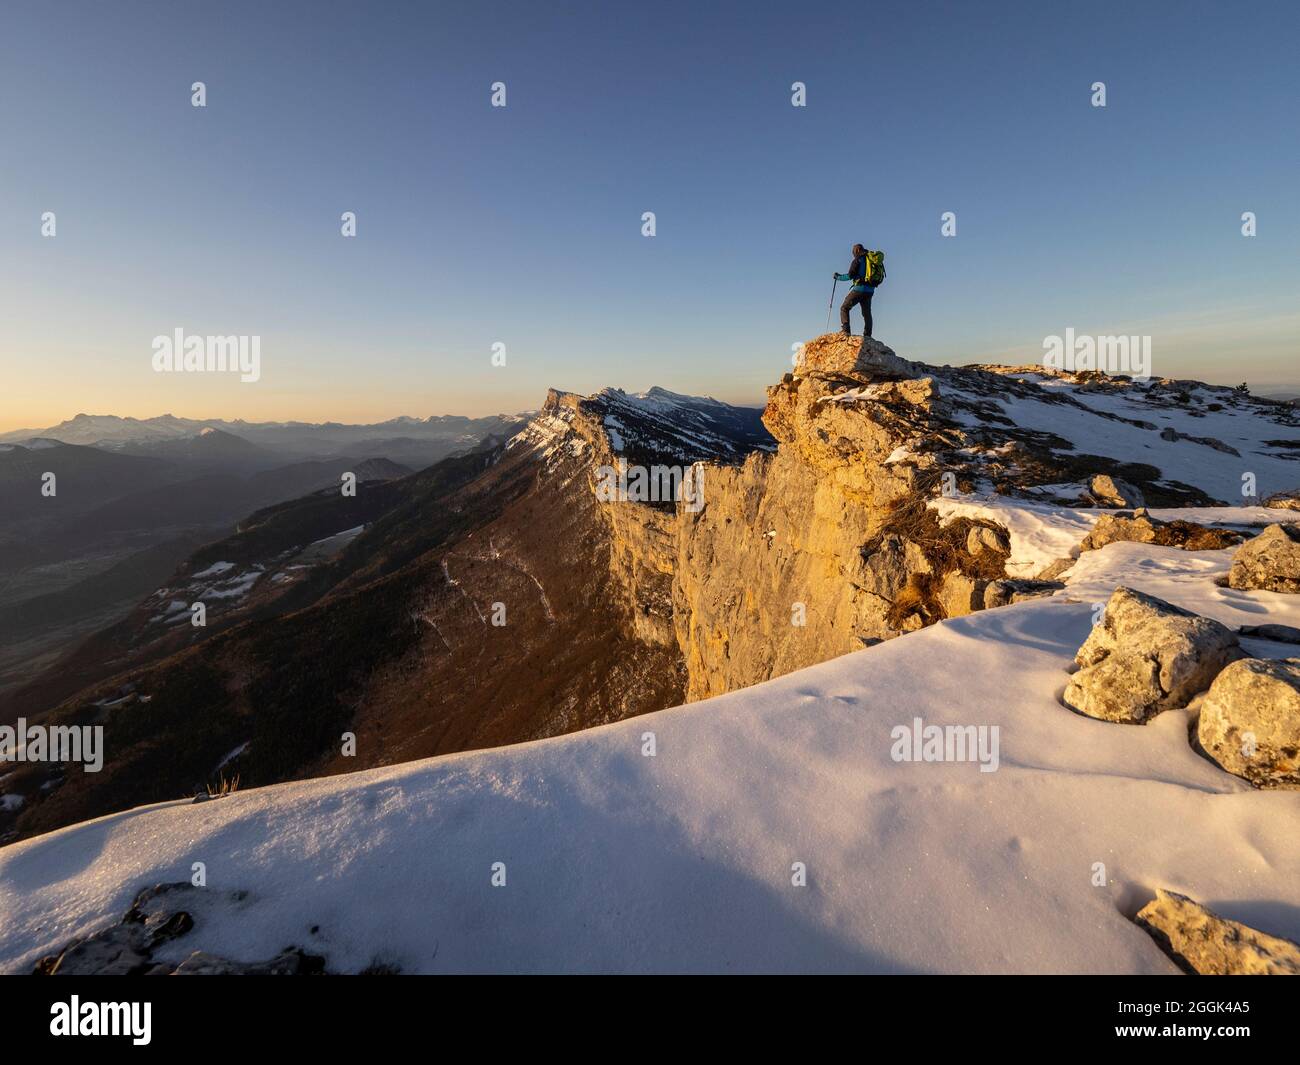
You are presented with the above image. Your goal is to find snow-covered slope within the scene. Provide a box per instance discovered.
[508,385,772,472]
[3,507,1298,974]
[929,365,1300,504]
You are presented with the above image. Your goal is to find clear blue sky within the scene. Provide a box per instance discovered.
[1,0,1296,429]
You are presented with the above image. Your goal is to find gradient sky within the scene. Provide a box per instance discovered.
[1,0,1297,432]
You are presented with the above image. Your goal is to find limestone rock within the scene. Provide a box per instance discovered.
[1228,523,1300,593]
[1080,509,1241,552]
[1197,657,1300,788]
[966,525,1010,556]
[1135,889,1300,975]
[1263,489,1300,511]
[33,882,204,975]
[937,571,987,619]
[1034,557,1076,581]
[1062,587,1241,723]
[794,333,919,382]
[33,921,152,975]
[1088,474,1146,508]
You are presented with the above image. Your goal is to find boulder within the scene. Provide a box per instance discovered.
[1088,474,1145,508]
[1062,587,1241,723]
[1135,889,1300,975]
[1228,523,1300,593]
[937,571,987,618]
[965,525,1010,556]
[1263,489,1300,511]
[794,333,919,382]
[1034,557,1076,581]
[1197,657,1300,788]
[1080,509,1240,552]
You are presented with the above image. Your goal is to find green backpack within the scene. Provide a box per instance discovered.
[864,249,886,287]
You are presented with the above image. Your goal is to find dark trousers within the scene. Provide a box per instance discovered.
[840,289,873,337]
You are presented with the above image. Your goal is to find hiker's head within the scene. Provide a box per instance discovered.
[852,243,865,256]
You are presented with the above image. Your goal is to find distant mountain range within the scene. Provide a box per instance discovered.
[0,411,533,458]
[0,386,773,840]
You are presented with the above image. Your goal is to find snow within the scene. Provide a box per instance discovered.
[191,561,236,580]
[944,377,1300,502]
[932,494,1300,578]
[602,416,626,452]
[0,795,24,813]
[2,511,1299,974]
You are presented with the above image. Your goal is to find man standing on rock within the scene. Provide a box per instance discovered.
[834,243,883,337]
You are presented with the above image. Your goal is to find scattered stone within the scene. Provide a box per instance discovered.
[1160,427,1180,441]
[1034,557,1076,581]
[1263,489,1300,511]
[1087,474,1146,508]
[1228,523,1300,593]
[965,525,1010,556]
[1080,509,1241,552]
[1062,587,1241,723]
[1135,889,1300,975]
[1197,657,1300,788]
[34,922,151,976]
[33,881,327,975]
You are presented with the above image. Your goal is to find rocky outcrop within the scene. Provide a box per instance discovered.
[1080,509,1242,552]
[1197,657,1300,788]
[672,335,1012,699]
[1228,523,1300,593]
[33,882,326,975]
[1063,587,1241,723]
[1135,889,1300,975]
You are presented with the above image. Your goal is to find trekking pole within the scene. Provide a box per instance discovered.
[824,278,837,332]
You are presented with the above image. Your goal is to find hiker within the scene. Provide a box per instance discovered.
[833,244,884,337]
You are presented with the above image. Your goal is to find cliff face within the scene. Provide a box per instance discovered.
[663,330,1300,701]
[671,335,1004,699]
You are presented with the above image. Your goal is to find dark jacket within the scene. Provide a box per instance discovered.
[835,255,874,294]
